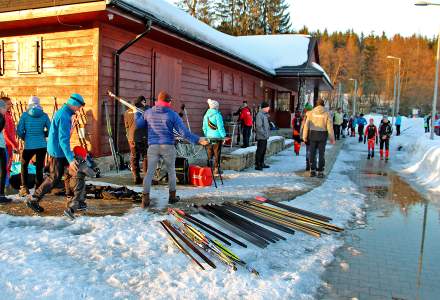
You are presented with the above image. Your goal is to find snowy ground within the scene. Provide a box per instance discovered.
[0,137,369,299]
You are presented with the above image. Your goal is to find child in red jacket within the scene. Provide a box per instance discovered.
[291,111,303,156]
[364,118,378,159]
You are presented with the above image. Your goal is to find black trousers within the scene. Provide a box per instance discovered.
[129,140,148,179]
[207,141,222,169]
[380,139,390,150]
[255,139,268,167]
[0,148,6,195]
[242,125,252,147]
[396,125,401,136]
[21,148,46,189]
[334,125,341,140]
[358,125,365,142]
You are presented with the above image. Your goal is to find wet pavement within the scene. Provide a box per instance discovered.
[319,145,440,300]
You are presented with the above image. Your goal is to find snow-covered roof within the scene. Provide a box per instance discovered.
[109,0,314,75]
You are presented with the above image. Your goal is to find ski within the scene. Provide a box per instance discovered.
[255,196,332,222]
[163,220,216,269]
[159,221,205,270]
[103,100,120,173]
[180,211,247,248]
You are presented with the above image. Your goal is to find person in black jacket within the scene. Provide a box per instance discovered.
[379,116,393,161]
[124,96,149,184]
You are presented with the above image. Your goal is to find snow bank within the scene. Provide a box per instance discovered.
[230,136,284,155]
[120,0,315,74]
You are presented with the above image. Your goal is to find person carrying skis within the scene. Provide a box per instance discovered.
[124,95,149,185]
[0,100,12,203]
[136,91,209,208]
[395,113,402,136]
[333,108,343,140]
[203,99,226,175]
[239,102,253,148]
[2,96,19,183]
[16,96,51,196]
[379,116,393,161]
[26,94,87,216]
[363,118,378,159]
[291,110,303,156]
[357,113,367,142]
[302,99,335,178]
[255,102,271,171]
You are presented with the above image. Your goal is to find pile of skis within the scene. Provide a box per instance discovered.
[160,196,343,274]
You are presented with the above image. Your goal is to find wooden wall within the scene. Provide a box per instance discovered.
[98,23,289,156]
[0,27,100,155]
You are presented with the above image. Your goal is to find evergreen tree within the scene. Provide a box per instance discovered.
[176,0,214,26]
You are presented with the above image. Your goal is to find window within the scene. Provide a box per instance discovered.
[0,40,4,76]
[276,92,291,112]
[17,37,42,74]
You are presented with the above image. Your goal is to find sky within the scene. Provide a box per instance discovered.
[166,0,440,37]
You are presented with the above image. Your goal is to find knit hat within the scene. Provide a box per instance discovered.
[207,99,219,109]
[28,95,42,109]
[0,100,5,110]
[66,93,85,107]
[304,103,313,111]
[260,102,269,109]
[158,91,172,103]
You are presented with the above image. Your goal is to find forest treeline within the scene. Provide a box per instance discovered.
[175,1,438,115]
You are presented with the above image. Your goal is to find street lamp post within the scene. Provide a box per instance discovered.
[349,78,358,116]
[387,56,401,123]
[415,1,440,139]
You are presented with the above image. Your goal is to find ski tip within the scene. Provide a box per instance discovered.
[255,196,267,202]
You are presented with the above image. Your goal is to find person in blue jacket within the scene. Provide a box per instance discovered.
[203,99,226,175]
[26,94,85,215]
[17,96,51,196]
[395,113,402,136]
[136,91,209,208]
[357,113,368,143]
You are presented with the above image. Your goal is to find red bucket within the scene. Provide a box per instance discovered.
[189,165,213,187]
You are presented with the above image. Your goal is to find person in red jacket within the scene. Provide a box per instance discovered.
[2,97,18,179]
[239,102,253,148]
[363,118,378,159]
[291,110,303,156]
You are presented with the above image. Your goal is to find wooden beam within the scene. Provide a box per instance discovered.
[0,1,106,23]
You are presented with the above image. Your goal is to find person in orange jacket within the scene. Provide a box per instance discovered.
[2,97,18,180]
[239,102,253,148]
[363,118,378,159]
[292,110,303,156]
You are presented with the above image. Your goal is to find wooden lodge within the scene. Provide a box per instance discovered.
[0,0,333,159]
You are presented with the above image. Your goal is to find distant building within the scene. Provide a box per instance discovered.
[0,0,332,157]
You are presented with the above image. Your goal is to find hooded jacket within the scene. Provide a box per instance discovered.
[136,104,199,146]
[302,106,335,142]
[203,108,226,139]
[256,110,270,140]
[47,104,75,162]
[17,107,51,150]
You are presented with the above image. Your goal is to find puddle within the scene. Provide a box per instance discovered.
[319,150,440,300]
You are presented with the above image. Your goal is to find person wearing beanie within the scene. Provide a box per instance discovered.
[136,90,209,208]
[302,99,335,178]
[233,100,248,145]
[27,93,86,217]
[364,118,379,159]
[291,110,303,156]
[239,101,253,148]
[124,95,149,184]
[203,99,226,175]
[356,113,368,143]
[16,96,51,196]
[255,102,271,171]
[379,116,393,161]
[0,99,12,203]
[1,96,19,183]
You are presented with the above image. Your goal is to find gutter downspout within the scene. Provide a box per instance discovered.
[113,19,152,158]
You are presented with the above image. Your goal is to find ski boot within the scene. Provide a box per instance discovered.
[19,186,29,197]
[310,170,317,177]
[371,151,375,159]
[63,208,76,220]
[367,153,371,160]
[26,196,44,213]
[263,164,270,169]
[141,193,150,209]
[168,191,180,205]
[77,202,88,212]
[317,172,324,179]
